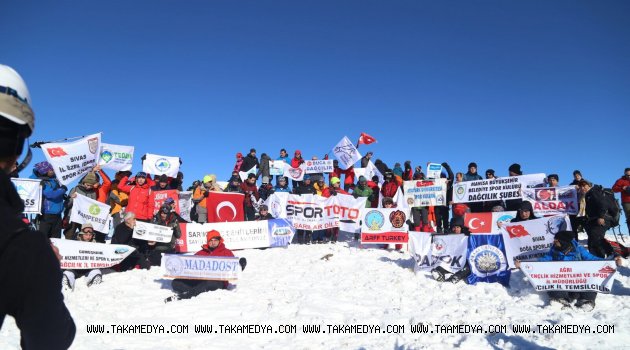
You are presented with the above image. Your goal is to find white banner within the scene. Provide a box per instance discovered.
[453,173,546,204]
[361,208,410,243]
[269,160,287,176]
[11,178,42,214]
[51,238,135,270]
[239,166,258,181]
[426,163,443,179]
[98,143,134,171]
[40,133,101,186]
[501,215,572,268]
[143,153,180,178]
[132,221,174,243]
[69,194,111,232]
[408,232,468,273]
[162,254,241,281]
[178,191,192,222]
[464,211,517,234]
[332,136,361,170]
[305,159,334,174]
[283,164,306,181]
[354,161,384,185]
[403,178,448,207]
[521,261,617,293]
[522,186,578,216]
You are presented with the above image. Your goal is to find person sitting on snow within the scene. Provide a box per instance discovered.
[62,223,103,291]
[430,217,471,284]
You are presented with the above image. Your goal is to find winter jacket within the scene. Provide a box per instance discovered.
[259,153,271,178]
[258,184,275,201]
[612,176,630,204]
[462,172,482,182]
[374,160,389,176]
[322,187,349,197]
[233,158,243,173]
[352,185,374,208]
[291,156,304,168]
[293,183,317,195]
[360,156,371,168]
[381,181,399,198]
[313,182,328,196]
[109,189,128,215]
[30,171,66,215]
[240,154,259,172]
[538,240,604,262]
[274,184,292,193]
[96,170,112,203]
[117,176,152,220]
[240,182,260,207]
[584,185,611,222]
[66,184,98,211]
[443,163,454,203]
[111,222,141,247]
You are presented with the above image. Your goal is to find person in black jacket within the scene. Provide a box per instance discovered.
[510,201,538,223]
[111,212,150,270]
[578,180,615,258]
[435,162,454,233]
[240,148,260,173]
[0,64,75,349]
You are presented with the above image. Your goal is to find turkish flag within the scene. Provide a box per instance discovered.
[505,224,529,238]
[464,212,492,233]
[358,132,377,145]
[46,147,68,158]
[206,192,245,222]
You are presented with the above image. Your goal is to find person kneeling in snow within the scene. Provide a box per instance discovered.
[62,223,103,291]
[515,230,623,311]
[165,230,246,302]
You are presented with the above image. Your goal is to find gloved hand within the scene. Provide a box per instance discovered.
[239,257,247,271]
[60,185,68,192]
[203,191,209,198]
[352,192,359,198]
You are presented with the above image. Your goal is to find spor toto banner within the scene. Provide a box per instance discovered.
[98,143,134,171]
[40,132,101,186]
[361,208,410,243]
[501,215,572,268]
[520,261,617,293]
[408,232,468,274]
[464,211,517,234]
[162,254,241,281]
[403,178,448,207]
[305,159,334,174]
[11,178,42,214]
[332,136,361,170]
[522,186,578,216]
[143,153,180,178]
[453,173,546,204]
[69,194,111,232]
[175,219,295,252]
[132,221,174,243]
[150,190,179,215]
[51,238,135,269]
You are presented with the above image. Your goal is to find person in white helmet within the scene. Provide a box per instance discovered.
[0,64,75,349]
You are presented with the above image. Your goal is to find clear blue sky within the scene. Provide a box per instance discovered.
[2,1,629,192]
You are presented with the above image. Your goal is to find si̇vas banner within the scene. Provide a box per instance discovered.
[99,143,134,171]
[520,261,617,293]
[453,173,546,204]
[69,193,111,232]
[361,207,410,244]
[51,238,135,269]
[11,178,42,214]
[40,133,101,186]
[522,186,578,216]
[162,254,241,281]
[143,153,180,178]
[403,178,448,207]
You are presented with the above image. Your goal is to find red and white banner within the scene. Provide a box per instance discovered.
[206,192,245,222]
[355,160,384,185]
[51,238,135,270]
[305,160,334,174]
[500,215,572,268]
[40,132,101,186]
[522,186,578,216]
[361,208,410,243]
[408,232,468,274]
[452,173,546,204]
[403,178,448,207]
[143,153,180,178]
[464,211,517,234]
[283,164,306,181]
[150,190,179,215]
[521,261,617,293]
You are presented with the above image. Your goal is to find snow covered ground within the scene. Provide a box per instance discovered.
[2,232,630,350]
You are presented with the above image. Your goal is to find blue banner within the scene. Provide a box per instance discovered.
[466,234,511,287]
[268,219,295,247]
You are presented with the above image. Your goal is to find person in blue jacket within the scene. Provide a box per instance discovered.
[516,230,623,311]
[30,161,67,238]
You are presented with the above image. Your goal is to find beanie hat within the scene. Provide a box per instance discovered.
[206,230,222,242]
[509,163,522,175]
[486,169,495,175]
[158,174,169,183]
[304,174,311,181]
[519,201,534,213]
[450,216,465,228]
[203,174,216,183]
[236,152,243,158]
[136,171,147,178]
[330,177,341,185]
[250,148,256,153]
[468,162,477,169]
[82,172,98,185]
[573,170,581,176]
[34,161,54,176]
[247,173,256,179]
[358,175,367,183]
[295,150,301,156]
[555,230,574,244]
[259,204,268,211]
[79,223,94,234]
[164,197,175,205]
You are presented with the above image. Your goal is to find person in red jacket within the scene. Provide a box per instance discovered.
[165,230,246,302]
[381,171,399,198]
[613,168,630,234]
[117,171,152,222]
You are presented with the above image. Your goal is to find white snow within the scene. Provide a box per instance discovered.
[2,232,630,349]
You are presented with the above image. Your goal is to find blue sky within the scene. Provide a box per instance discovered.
[2,1,629,194]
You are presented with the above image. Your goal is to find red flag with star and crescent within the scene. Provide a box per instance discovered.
[206,192,245,223]
[358,132,377,145]
[464,213,493,233]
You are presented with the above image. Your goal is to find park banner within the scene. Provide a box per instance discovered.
[520,261,617,293]
[162,254,241,281]
[11,178,42,214]
[269,160,286,176]
[143,153,180,178]
[426,163,443,179]
[408,232,468,273]
[500,215,572,268]
[132,221,174,243]
[305,159,334,174]
[174,219,295,253]
[332,136,361,170]
[178,191,192,222]
[283,163,306,181]
[466,234,511,286]
[464,211,517,234]
[69,193,111,232]
[150,189,180,215]
[40,132,101,186]
[98,143,134,171]
[361,207,410,244]
[453,173,547,204]
[522,186,578,216]
[403,178,448,207]
[51,238,135,269]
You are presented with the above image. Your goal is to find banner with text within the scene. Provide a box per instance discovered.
[522,186,578,216]
[453,173,547,204]
[11,178,42,214]
[269,160,287,176]
[521,261,617,293]
[143,153,180,178]
[150,190,180,215]
[403,178,448,207]
[162,254,241,281]
[426,163,443,179]
[464,211,517,234]
[354,161,384,185]
[98,143,134,171]
[332,136,361,170]
[69,193,111,232]
[51,238,135,270]
[408,232,468,273]
[305,159,334,174]
[40,133,101,186]
[361,207,410,243]
[132,221,174,243]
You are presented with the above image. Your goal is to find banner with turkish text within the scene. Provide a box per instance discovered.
[162,254,241,281]
[11,178,42,214]
[521,261,617,293]
[408,232,468,273]
[98,143,134,171]
[426,163,443,179]
[40,133,101,186]
[522,186,578,216]
[150,190,179,215]
[69,193,111,232]
[305,159,334,174]
[361,207,410,243]
[453,173,546,204]
[132,221,174,243]
[51,238,135,270]
[403,178,448,207]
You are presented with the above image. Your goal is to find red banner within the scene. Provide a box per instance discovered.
[206,192,245,223]
[150,190,179,215]
[361,232,408,243]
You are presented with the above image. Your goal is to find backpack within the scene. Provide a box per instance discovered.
[599,186,621,227]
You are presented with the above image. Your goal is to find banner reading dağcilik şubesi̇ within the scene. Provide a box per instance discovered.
[452,173,546,204]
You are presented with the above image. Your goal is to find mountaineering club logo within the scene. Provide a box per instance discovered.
[101,150,113,163]
[432,238,446,254]
[469,244,506,276]
[365,210,385,230]
[155,158,171,173]
[287,166,303,179]
[88,204,101,216]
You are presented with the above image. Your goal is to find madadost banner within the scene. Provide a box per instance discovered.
[162,254,241,281]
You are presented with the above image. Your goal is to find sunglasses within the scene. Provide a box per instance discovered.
[82,230,94,234]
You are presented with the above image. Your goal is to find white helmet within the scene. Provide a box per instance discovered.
[0,64,34,135]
